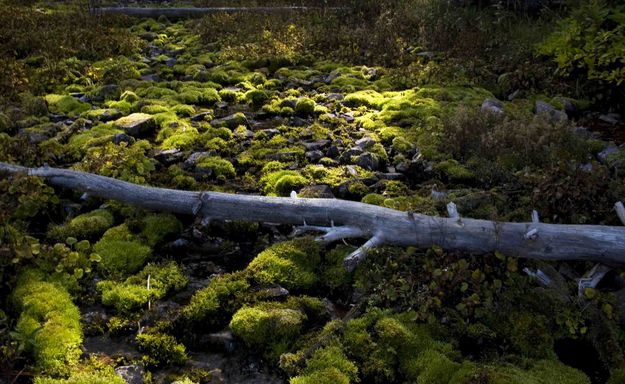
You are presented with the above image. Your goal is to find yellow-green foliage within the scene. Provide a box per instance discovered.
[295,97,316,116]
[301,165,373,188]
[140,213,182,246]
[12,270,82,376]
[48,209,114,240]
[485,359,590,384]
[67,124,123,154]
[79,141,156,185]
[98,261,187,314]
[160,127,200,150]
[120,90,139,103]
[136,332,187,367]
[183,271,250,326]
[320,245,352,290]
[290,345,358,384]
[196,156,236,179]
[434,159,475,183]
[94,224,151,277]
[172,104,195,116]
[245,89,270,107]
[230,303,305,346]
[261,170,309,196]
[44,94,90,116]
[34,366,126,384]
[247,238,321,290]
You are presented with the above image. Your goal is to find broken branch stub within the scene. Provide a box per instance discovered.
[2,162,625,270]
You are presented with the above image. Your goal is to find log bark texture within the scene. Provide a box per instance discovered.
[2,162,625,270]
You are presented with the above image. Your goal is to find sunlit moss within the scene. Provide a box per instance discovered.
[94,224,151,277]
[48,209,114,240]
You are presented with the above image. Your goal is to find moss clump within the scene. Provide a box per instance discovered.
[120,90,139,103]
[247,238,321,290]
[48,209,114,240]
[98,261,187,314]
[196,156,236,179]
[230,303,305,347]
[136,332,187,367]
[261,170,309,196]
[434,159,475,183]
[0,112,12,133]
[245,89,270,107]
[12,270,82,376]
[140,213,182,247]
[295,97,316,116]
[361,193,387,206]
[44,94,91,116]
[172,104,195,117]
[320,245,353,290]
[290,345,358,384]
[34,366,126,384]
[183,271,250,326]
[93,224,151,277]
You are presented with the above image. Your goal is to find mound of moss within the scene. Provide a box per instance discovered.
[93,224,151,277]
[48,209,114,240]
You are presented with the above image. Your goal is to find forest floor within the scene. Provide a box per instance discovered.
[2,7,625,384]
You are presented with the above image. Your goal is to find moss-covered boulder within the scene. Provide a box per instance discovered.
[113,113,156,137]
[44,94,91,116]
[93,224,151,276]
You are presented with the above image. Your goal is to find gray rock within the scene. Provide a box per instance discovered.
[211,113,248,129]
[190,111,212,122]
[140,74,160,82]
[154,148,184,165]
[259,285,290,299]
[305,150,324,163]
[303,140,330,151]
[341,112,355,123]
[261,128,280,138]
[164,57,176,67]
[481,98,504,115]
[325,69,341,83]
[113,113,156,137]
[96,109,123,122]
[356,152,381,171]
[290,116,309,127]
[599,113,623,125]
[339,146,364,163]
[327,93,344,101]
[326,145,341,159]
[115,364,144,384]
[598,143,619,164]
[355,137,376,149]
[377,172,404,180]
[184,151,212,168]
[416,51,434,59]
[535,100,567,123]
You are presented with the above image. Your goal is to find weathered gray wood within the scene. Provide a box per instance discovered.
[95,6,346,18]
[2,162,625,270]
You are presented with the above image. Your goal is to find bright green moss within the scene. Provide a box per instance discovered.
[13,271,82,376]
[105,100,133,115]
[392,136,413,154]
[172,104,195,117]
[120,90,139,103]
[434,159,475,183]
[247,238,321,290]
[245,89,270,107]
[343,90,386,109]
[361,193,386,206]
[98,262,187,314]
[34,367,126,384]
[44,94,90,116]
[160,128,200,150]
[136,332,187,367]
[140,213,182,246]
[295,97,316,116]
[94,224,151,277]
[141,104,171,114]
[196,156,236,179]
[290,345,358,384]
[320,245,353,290]
[409,349,461,384]
[48,209,114,240]
[301,165,373,188]
[183,271,250,325]
[230,303,305,346]
[261,170,308,196]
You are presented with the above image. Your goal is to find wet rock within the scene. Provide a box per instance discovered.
[377,172,404,180]
[112,133,135,145]
[305,150,324,163]
[326,145,341,159]
[154,148,184,165]
[259,285,290,299]
[95,109,123,122]
[535,100,567,123]
[290,116,309,127]
[299,184,335,199]
[234,128,254,140]
[416,51,434,59]
[355,136,376,149]
[339,147,364,163]
[113,113,156,137]
[356,152,381,171]
[323,298,340,319]
[115,364,144,384]
[599,113,623,125]
[481,98,504,115]
[190,111,212,122]
[431,189,448,201]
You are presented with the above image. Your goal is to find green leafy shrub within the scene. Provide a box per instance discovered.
[136,332,187,367]
[94,224,151,277]
[78,141,156,185]
[12,270,82,376]
[48,209,114,240]
[247,238,321,290]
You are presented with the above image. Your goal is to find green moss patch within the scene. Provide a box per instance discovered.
[48,209,114,241]
[93,224,151,277]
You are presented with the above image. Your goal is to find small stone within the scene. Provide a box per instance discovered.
[355,152,380,171]
[184,151,212,168]
[190,111,212,122]
[299,185,335,198]
[154,149,184,165]
[305,150,324,163]
[111,133,135,145]
[303,140,330,151]
[327,93,344,101]
[164,57,176,67]
[377,172,404,180]
[481,98,504,115]
[115,364,144,384]
[355,137,376,149]
[113,113,156,137]
[599,113,622,125]
[535,100,567,123]
[325,69,341,83]
[339,147,364,163]
[341,112,355,123]
[96,109,123,122]
[261,128,280,138]
[259,284,290,298]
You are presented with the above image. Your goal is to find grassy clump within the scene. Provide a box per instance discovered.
[47,209,114,241]
[136,332,187,367]
[12,270,82,376]
[98,261,187,314]
[93,224,151,277]
[247,238,321,290]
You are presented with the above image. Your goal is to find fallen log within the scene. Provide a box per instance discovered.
[2,162,625,271]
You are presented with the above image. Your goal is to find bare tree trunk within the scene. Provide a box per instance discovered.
[2,162,625,271]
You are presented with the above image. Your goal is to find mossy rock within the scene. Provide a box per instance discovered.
[247,238,321,290]
[230,303,305,347]
[44,94,91,116]
[261,170,309,196]
[434,159,475,183]
[93,224,151,277]
[196,156,236,180]
[34,367,126,384]
[113,113,156,137]
[48,209,114,241]
[290,345,358,384]
[136,332,187,367]
[140,213,182,246]
[12,270,82,376]
[295,97,316,116]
